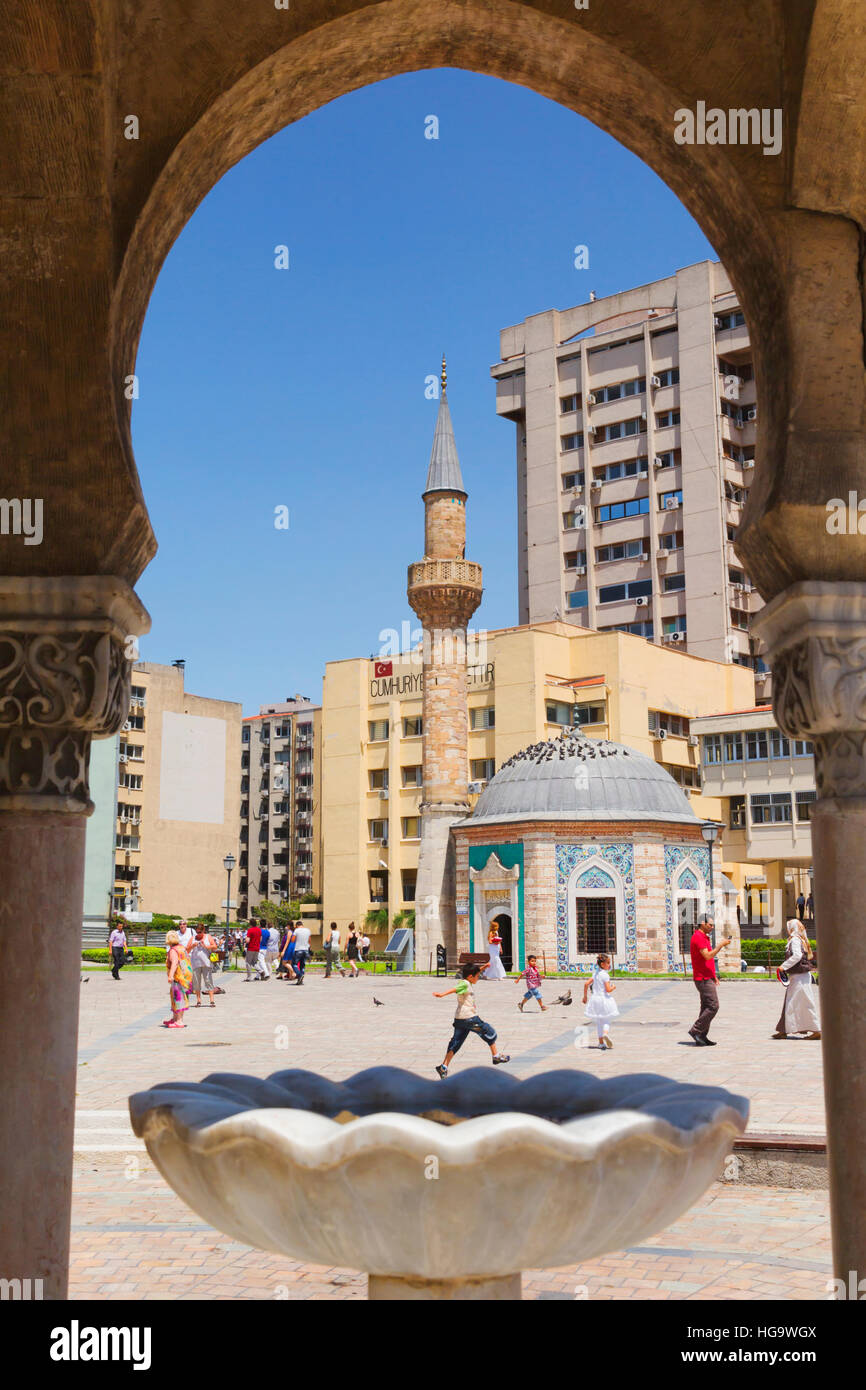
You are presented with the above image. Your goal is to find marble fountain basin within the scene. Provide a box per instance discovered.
[129,1067,748,1299]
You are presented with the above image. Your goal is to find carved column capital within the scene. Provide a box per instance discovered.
[0,577,151,813]
[752,582,866,799]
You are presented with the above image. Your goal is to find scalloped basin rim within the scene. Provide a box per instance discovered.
[134,1102,748,1167]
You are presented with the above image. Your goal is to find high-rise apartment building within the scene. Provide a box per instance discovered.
[492,260,768,693]
[113,661,242,918]
[238,696,322,917]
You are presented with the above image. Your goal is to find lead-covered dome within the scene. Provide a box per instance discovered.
[468,731,697,826]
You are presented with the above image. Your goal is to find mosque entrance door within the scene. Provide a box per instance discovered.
[492,914,513,972]
[576,898,617,961]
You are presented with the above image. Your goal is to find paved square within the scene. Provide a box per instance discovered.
[71,966,829,1299]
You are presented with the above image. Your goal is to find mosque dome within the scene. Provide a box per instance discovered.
[468,731,698,826]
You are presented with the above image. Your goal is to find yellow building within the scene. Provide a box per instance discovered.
[114,661,242,918]
[321,621,754,945]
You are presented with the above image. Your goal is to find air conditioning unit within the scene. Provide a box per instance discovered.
[671,631,685,642]
[664,496,679,510]
[743,459,755,469]
[650,375,661,388]
[381,836,389,847]
[640,411,647,421]
[131,880,139,890]
[587,393,597,406]
[576,565,587,576]
[589,425,599,437]
[656,548,669,561]
[638,469,648,479]
[122,721,131,732]
[635,596,649,607]
[467,781,483,794]
[653,455,666,468]
[747,409,757,421]
[652,728,668,740]
[688,734,699,747]
[118,754,127,764]
[591,479,603,490]
[380,790,389,800]
[714,316,723,329]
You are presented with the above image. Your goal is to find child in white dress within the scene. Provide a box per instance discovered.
[583,953,619,1049]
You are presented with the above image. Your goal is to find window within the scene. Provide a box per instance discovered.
[401,765,423,786]
[564,549,587,569]
[796,790,817,822]
[649,711,690,737]
[656,410,681,429]
[658,530,683,551]
[403,716,422,737]
[546,701,572,726]
[119,743,143,760]
[794,739,814,757]
[600,620,654,638]
[598,579,652,603]
[595,416,647,443]
[368,819,388,842]
[401,870,417,902]
[746,729,768,761]
[590,376,646,403]
[750,793,792,824]
[560,394,579,413]
[470,706,495,730]
[119,773,143,790]
[563,510,585,530]
[659,489,683,511]
[596,539,646,563]
[724,733,743,763]
[596,497,650,522]
[368,719,389,742]
[703,735,722,765]
[662,616,688,634]
[562,471,584,490]
[595,458,648,483]
[653,367,680,387]
[401,817,421,839]
[663,574,686,593]
[561,432,584,451]
[130,685,146,700]
[574,702,605,726]
[368,871,388,903]
[576,898,617,956]
[667,763,701,789]
[242,726,250,743]
[715,310,746,331]
[369,768,389,790]
[568,589,589,609]
[725,480,747,504]
[729,795,746,828]
[470,758,496,782]
[770,730,790,759]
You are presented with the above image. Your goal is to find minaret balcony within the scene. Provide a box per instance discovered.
[407,559,483,590]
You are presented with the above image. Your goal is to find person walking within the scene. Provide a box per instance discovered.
[324,922,344,978]
[582,953,619,1048]
[257,923,272,979]
[796,891,806,922]
[264,924,281,975]
[108,920,128,981]
[806,891,814,924]
[433,962,510,1077]
[293,919,311,984]
[482,924,507,980]
[163,930,191,1028]
[772,919,821,1040]
[190,925,218,1007]
[515,955,547,1011]
[345,923,361,978]
[244,918,267,981]
[360,931,371,964]
[688,914,731,1047]
[177,920,195,953]
[279,922,298,981]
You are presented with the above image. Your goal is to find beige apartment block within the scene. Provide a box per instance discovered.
[239,697,322,920]
[692,706,817,937]
[114,661,242,918]
[492,260,767,689]
[321,621,755,946]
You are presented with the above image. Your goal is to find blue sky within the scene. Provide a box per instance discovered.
[132,69,715,714]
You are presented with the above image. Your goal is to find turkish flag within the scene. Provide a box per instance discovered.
[374,660,393,677]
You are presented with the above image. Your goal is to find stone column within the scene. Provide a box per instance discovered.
[752,581,866,1282]
[0,577,149,1298]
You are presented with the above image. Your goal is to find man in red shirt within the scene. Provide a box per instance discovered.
[689,914,731,1046]
[244,919,265,982]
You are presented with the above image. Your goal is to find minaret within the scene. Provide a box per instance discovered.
[408,357,483,963]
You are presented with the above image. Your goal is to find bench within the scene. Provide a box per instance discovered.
[455,950,490,977]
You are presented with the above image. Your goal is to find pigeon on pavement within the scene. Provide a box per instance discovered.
[373,996,385,1007]
[552,989,572,1005]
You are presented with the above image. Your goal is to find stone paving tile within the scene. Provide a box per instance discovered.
[69,968,830,1300]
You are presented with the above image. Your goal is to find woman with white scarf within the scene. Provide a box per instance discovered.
[772,919,820,1040]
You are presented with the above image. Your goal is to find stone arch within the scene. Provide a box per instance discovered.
[109,0,788,546]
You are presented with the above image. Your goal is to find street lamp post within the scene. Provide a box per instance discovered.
[223,853,236,933]
[700,821,723,947]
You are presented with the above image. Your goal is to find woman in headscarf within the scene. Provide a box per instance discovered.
[772,919,820,1040]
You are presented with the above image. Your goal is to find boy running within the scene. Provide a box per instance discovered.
[433,963,510,1078]
[515,954,548,1012]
